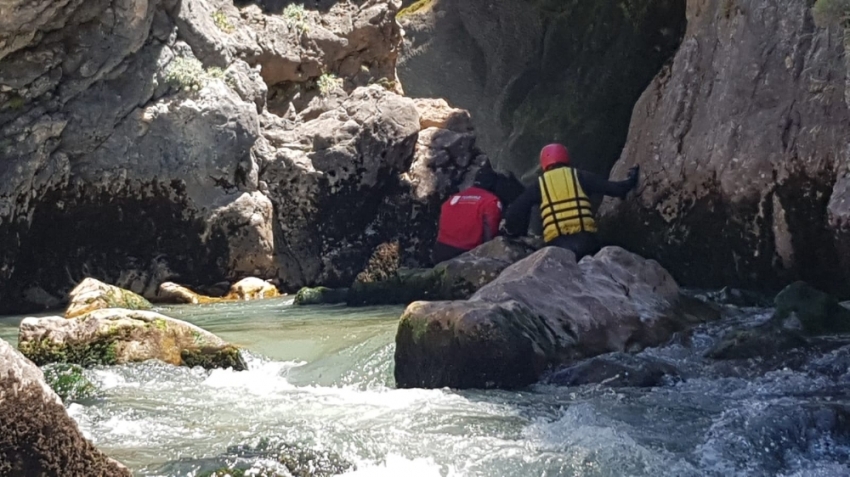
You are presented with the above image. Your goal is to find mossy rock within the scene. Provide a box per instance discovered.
[19,310,244,371]
[774,281,850,335]
[41,363,98,401]
[346,268,449,306]
[293,286,349,306]
[181,345,247,371]
[65,278,152,318]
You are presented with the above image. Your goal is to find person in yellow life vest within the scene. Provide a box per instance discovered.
[503,143,639,259]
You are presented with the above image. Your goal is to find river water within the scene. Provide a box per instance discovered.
[1,297,849,477]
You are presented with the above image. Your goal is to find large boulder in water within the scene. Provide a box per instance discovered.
[65,278,152,319]
[0,338,130,476]
[395,246,717,389]
[19,309,246,370]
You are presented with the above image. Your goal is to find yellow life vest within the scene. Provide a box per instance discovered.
[538,166,597,242]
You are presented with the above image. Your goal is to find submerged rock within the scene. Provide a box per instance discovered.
[19,309,246,370]
[707,282,850,362]
[546,353,682,388]
[0,338,130,476]
[395,246,717,389]
[294,286,349,306]
[65,278,152,319]
[696,286,773,308]
[706,328,809,361]
[774,281,850,335]
[188,438,353,477]
[41,363,98,402]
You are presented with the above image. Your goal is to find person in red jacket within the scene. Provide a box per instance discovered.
[433,166,503,263]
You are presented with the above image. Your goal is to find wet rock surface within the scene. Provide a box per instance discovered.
[599,0,850,294]
[546,352,682,388]
[706,282,850,364]
[0,338,130,476]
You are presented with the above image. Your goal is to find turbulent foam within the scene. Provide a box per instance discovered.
[41,299,850,477]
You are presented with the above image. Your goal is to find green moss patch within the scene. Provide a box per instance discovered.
[20,338,118,367]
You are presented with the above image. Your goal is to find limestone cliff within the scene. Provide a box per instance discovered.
[0,0,480,311]
[599,0,850,294]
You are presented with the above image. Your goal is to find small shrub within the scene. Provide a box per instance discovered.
[165,57,207,91]
[212,9,234,33]
[316,73,342,96]
[165,57,228,93]
[813,0,850,26]
[284,4,309,31]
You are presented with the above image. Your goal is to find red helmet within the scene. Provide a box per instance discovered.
[539,143,570,171]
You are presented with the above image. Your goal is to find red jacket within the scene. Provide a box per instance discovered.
[436,186,502,251]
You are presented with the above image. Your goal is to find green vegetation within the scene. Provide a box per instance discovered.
[212,9,234,33]
[5,94,25,111]
[20,338,118,367]
[41,363,98,401]
[165,57,229,93]
[284,4,309,31]
[813,0,850,26]
[316,73,342,96]
[397,0,433,18]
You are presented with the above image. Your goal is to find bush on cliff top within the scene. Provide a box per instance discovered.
[813,0,850,26]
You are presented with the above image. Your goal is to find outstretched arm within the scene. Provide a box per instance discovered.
[577,166,639,199]
[503,185,541,237]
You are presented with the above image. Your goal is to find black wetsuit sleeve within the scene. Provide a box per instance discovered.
[504,184,541,237]
[577,170,635,199]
